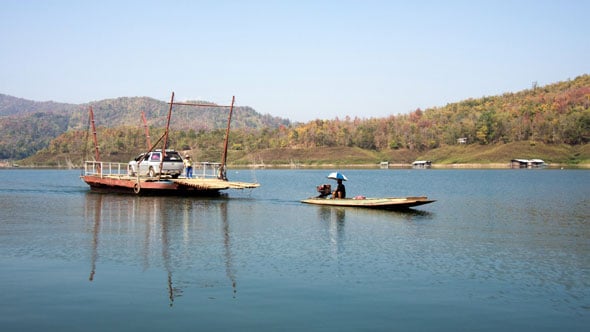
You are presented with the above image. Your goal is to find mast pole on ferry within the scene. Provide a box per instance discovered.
[158,92,175,177]
[89,106,100,162]
[219,96,234,180]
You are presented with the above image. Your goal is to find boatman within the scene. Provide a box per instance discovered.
[332,179,346,199]
[184,154,193,178]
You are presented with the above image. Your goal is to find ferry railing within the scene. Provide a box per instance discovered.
[84,161,129,178]
[84,160,224,179]
[194,162,223,179]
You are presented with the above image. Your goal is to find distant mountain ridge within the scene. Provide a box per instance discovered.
[0,94,291,159]
[0,94,78,116]
[0,94,290,130]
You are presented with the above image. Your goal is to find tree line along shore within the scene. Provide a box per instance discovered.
[8,141,589,169]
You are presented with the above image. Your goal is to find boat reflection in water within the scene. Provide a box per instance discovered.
[318,206,346,259]
[315,206,433,261]
[84,193,237,306]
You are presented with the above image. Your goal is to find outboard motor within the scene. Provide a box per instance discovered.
[316,184,331,198]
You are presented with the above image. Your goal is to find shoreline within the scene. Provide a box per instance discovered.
[250,163,589,169]
[1,162,589,170]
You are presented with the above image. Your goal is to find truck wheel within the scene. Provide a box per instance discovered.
[148,167,156,177]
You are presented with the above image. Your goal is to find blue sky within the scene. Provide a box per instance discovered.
[1,0,588,122]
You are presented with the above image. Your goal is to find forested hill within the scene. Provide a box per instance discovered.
[2,74,590,163]
[0,94,290,159]
[283,74,589,150]
[74,97,291,131]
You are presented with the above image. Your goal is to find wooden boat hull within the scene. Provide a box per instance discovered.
[301,196,435,210]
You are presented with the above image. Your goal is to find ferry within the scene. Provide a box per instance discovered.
[81,93,259,196]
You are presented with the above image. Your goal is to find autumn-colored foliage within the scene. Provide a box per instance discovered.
[5,74,590,165]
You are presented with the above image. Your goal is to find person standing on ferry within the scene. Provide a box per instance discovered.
[184,155,193,178]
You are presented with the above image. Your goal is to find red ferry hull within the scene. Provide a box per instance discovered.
[82,175,222,196]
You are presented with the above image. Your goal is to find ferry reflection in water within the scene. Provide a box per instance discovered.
[84,193,237,306]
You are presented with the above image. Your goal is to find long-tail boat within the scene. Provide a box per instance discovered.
[301,196,435,210]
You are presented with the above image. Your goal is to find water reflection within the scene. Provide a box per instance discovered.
[316,204,433,221]
[84,193,237,305]
[159,200,181,306]
[221,201,237,298]
[318,207,346,263]
[88,194,101,282]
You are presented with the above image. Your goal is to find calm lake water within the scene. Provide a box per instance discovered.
[0,168,588,331]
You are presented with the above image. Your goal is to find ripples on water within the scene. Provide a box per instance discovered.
[0,168,588,331]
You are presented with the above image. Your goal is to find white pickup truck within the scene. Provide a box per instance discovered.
[127,149,184,178]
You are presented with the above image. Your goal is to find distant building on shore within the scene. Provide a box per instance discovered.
[412,160,432,169]
[510,159,547,168]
